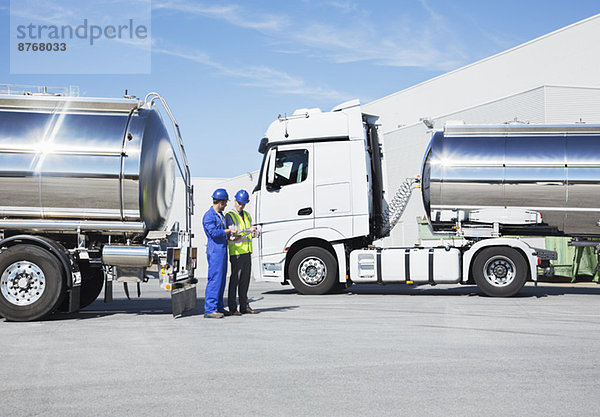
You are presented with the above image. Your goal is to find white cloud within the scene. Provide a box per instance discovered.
[322,1,360,14]
[153,0,287,31]
[153,41,350,101]
[282,0,470,70]
[153,0,469,71]
[9,3,74,23]
[289,21,462,70]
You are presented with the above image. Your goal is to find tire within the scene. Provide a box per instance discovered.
[288,246,338,295]
[58,261,105,311]
[472,247,528,297]
[0,244,65,321]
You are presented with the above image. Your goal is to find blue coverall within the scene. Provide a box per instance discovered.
[203,206,228,314]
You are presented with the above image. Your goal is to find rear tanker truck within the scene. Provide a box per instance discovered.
[249,99,600,297]
[0,91,197,321]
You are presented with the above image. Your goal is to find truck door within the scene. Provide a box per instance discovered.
[257,144,314,257]
[314,141,352,236]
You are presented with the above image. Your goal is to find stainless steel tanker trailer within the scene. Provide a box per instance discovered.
[0,92,197,321]
[422,123,600,237]
[251,100,600,297]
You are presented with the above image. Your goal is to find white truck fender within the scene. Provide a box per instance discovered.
[462,238,538,283]
[284,228,346,250]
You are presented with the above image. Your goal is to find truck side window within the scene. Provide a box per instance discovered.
[271,149,309,187]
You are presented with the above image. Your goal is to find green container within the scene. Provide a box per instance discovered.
[545,237,598,282]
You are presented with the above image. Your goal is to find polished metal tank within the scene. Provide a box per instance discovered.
[0,94,176,232]
[421,124,600,236]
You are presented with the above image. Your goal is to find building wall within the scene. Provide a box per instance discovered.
[545,86,600,123]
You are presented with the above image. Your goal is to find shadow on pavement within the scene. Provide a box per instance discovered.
[254,305,299,313]
[263,288,298,295]
[38,296,299,321]
[264,283,600,298]
[39,296,205,321]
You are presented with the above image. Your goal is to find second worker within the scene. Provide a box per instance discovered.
[226,189,259,315]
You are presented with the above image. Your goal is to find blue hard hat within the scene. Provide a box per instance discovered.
[212,188,229,200]
[235,189,250,204]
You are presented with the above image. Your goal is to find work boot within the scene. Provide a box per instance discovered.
[204,312,224,319]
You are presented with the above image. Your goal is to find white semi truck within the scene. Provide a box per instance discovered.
[249,99,600,297]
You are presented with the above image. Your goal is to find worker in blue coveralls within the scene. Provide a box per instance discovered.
[203,188,235,319]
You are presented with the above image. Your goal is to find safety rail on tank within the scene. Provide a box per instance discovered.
[143,92,194,235]
[0,84,79,97]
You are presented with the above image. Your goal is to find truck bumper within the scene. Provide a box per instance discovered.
[254,253,286,283]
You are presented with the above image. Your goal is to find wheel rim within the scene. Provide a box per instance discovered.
[298,257,327,286]
[482,255,516,287]
[0,261,46,306]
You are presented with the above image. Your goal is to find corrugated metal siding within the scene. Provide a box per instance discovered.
[544,86,600,123]
[438,87,546,125]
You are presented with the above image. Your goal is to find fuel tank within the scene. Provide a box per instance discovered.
[0,94,176,232]
[421,124,600,236]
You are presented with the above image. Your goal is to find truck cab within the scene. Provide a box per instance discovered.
[252,100,384,293]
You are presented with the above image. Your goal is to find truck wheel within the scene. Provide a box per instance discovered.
[472,247,527,297]
[289,246,338,295]
[0,244,65,321]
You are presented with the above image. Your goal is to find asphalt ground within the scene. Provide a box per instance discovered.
[1,280,600,417]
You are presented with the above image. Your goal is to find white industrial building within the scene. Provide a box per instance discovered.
[180,13,600,275]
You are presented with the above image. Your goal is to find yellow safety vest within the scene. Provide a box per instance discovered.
[226,210,253,255]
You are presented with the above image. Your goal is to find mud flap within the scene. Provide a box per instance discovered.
[104,278,113,303]
[68,285,81,313]
[171,284,197,317]
[68,270,82,313]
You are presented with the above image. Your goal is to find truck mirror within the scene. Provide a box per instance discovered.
[258,138,268,154]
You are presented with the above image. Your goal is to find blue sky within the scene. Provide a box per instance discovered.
[1,0,599,177]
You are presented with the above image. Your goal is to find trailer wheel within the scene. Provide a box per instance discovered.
[0,244,65,321]
[472,247,527,297]
[289,246,338,295]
